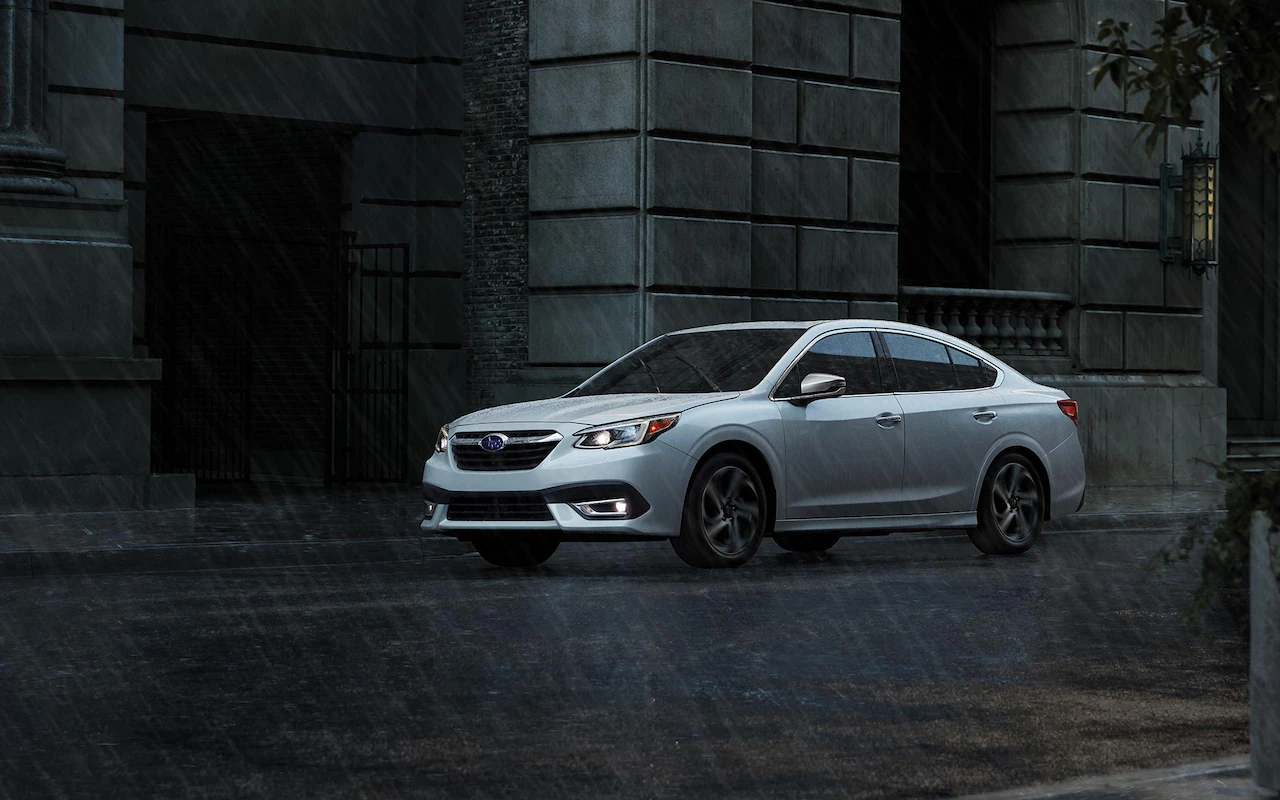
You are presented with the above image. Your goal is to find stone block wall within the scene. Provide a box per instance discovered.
[990,0,1225,485]
[992,0,1216,376]
[524,0,902,366]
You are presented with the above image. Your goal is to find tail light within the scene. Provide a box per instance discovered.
[1057,398,1079,426]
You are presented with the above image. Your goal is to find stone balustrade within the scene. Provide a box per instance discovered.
[897,286,1073,359]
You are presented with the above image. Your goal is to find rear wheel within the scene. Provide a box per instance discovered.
[773,533,840,553]
[472,534,560,567]
[968,453,1044,555]
[671,453,768,568]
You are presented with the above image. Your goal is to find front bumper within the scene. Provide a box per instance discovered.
[420,423,693,539]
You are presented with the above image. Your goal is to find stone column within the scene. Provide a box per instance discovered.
[0,0,73,196]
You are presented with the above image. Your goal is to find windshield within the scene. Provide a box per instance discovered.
[568,328,805,396]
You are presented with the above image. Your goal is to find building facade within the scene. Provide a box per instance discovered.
[0,0,1274,509]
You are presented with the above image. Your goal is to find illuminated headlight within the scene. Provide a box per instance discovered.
[434,425,449,453]
[424,501,437,519]
[573,414,679,449]
[570,498,630,518]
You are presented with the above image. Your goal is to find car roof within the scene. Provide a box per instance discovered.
[669,319,1017,372]
[672,318,933,336]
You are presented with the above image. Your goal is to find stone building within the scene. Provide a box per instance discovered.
[0,0,1274,509]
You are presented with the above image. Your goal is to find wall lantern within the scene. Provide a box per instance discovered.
[1160,134,1220,277]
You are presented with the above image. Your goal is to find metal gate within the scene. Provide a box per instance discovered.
[328,242,413,484]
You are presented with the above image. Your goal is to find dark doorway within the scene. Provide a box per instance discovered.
[146,118,348,483]
[1218,100,1280,436]
[898,1,993,289]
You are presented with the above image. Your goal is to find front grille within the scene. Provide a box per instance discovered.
[446,493,554,522]
[452,431,561,472]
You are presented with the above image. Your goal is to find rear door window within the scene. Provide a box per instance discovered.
[881,333,958,392]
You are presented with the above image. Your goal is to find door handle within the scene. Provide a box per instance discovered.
[875,413,903,427]
[973,410,998,422]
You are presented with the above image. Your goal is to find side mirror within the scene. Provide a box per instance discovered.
[794,372,846,404]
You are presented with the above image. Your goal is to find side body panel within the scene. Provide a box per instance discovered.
[777,393,907,518]
[896,388,1005,514]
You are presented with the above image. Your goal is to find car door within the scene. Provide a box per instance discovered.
[774,331,906,519]
[879,331,1005,515]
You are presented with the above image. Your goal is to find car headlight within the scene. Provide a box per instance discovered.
[573,414,679,449]
[434,425,449,453]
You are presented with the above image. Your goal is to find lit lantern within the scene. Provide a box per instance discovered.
[1181,136,1219,276]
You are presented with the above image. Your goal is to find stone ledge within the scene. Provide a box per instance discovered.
[0,473,195,513]
[0,192,125,211]
[0,356,161,383]
[1031,373,1219,389]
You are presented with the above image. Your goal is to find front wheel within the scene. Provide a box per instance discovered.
[472,534,560,567]
[773,533,840,553]
[968,454,1044,555]
[671,453,768,568]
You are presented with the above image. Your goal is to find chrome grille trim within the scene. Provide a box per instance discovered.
[451,430,562,472]
[452,432,563,447]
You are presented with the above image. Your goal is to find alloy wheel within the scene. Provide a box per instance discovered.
[990,462,1041,544]
[700,465,762,557]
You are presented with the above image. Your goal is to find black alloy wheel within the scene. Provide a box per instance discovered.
[672,453,768,568]
[969,453,1044,555]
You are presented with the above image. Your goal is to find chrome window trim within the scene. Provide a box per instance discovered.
[768,327,888,402]
[874,328,1005,393]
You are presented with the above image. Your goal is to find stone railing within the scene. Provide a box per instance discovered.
[897,286,1073,358]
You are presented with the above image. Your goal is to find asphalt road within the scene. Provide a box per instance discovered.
[0,530,1249,799]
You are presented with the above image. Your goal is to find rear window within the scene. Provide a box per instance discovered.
[948,346,998,389]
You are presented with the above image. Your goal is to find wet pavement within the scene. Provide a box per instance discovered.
[0,527,1249,799]
[962,755,1273,799]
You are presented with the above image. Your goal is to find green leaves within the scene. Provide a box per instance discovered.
[1157,466,1280,632]
[1093,0,1280,155]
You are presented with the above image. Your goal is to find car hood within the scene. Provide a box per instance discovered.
[451,393,738,428]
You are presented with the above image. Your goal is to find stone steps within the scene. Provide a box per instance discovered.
[1227,437,1280,472]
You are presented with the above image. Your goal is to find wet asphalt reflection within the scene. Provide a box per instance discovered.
[0,530,1248,799]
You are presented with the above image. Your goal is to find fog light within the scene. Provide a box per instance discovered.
[424,501,437,519]
[570,498,629,519]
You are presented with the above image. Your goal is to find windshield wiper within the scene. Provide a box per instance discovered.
[638,356,662,393]
[672,353,721,392]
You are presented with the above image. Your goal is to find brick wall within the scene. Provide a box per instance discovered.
[463,0,530,409]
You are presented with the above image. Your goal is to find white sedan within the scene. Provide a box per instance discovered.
[423,320,1086,568]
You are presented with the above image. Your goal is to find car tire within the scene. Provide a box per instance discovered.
[671,453,769,569]
[773,533,841,553]
[472,534,560,567]
[968,453,1044,555]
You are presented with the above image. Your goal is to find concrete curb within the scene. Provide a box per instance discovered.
[956,755,1255,799]
[1045,508,1226,533]
[0,537,474,578]
[0,510,1225,578]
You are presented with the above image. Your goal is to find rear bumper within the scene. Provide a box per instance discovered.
[1046,435,1087,519]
